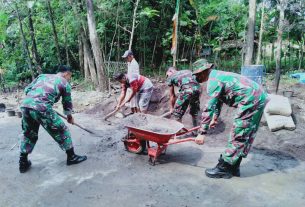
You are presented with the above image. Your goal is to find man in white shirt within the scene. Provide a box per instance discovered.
[122,50,140,113]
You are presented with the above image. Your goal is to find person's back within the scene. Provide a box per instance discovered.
[207,70,265,107]
[128,58,139,75]
[21,73,72,114]
[166,70,200,92]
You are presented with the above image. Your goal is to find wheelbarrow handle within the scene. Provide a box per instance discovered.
[165,138,196,146]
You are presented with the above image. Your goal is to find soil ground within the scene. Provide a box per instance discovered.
[1,79,305,207]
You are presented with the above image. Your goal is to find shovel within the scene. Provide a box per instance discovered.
[56,111,98,135]
[160,111,172,118]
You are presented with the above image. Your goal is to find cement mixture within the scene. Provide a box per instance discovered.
[123,114,184,134]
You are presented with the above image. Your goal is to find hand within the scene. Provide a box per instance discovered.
[209,115,218,129]
[195,133,205,145]
[67,115,74,124]
[115,105,120,110]
[119,101,127,108]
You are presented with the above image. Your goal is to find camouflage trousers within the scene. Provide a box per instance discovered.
[222,96,267,165]
[20,107,73,154]
[173,88,200,120]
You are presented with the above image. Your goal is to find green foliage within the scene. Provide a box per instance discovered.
[0,11,9,42]
[0,0,304,87]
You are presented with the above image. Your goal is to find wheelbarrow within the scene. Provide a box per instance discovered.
[122,114,200,165]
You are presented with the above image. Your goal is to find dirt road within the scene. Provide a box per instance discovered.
[1,111,305,207]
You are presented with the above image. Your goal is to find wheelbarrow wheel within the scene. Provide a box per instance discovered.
[124,135,146,154]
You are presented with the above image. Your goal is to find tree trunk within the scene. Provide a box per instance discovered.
[83,43,90,81]
[299,35,304,70]
[68,0,99,87]
[107,0,120,74]
[15,4,34,79]
[244,0,256,65]
[151,35,158,66]
[86,0,108,90]
[64,17,70,66]
[28,7,42,74]
[129,0,140,50]
[78,34,84,76]
[47,0,61,64]
[275,0,287,94]
[82,32,98,86]
[256,1,265,65]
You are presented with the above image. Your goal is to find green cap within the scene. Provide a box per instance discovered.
[192,59,214,74]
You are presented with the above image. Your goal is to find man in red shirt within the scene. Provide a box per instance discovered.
[114,72,153,113]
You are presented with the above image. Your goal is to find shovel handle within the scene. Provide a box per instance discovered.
[56,111,95,134]
[103,108,120,120]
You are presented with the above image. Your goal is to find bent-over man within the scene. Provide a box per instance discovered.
[114,72,153,113]
[166,67,201,129]
[193,59,268,179]
[19,65,87,173]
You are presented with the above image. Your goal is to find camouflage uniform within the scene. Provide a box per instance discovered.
[201,70,268,165]
[166,70,201,119]
[20,74,73,154]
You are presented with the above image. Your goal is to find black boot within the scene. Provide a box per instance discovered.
[205,155,233,179]
[19,153,31,173]
[66,148,87,166]
[232,157,242,177]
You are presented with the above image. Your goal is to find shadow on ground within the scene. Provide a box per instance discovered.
[241,147,299,178]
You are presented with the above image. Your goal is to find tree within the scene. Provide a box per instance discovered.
[15,3,34,79]
[27,1,42,74]
[86,0,108,90]
[275,0,288,93]
[46,0,61,64]
[244,0,257,65]
[129,0,140,50]
[256,1,265,65]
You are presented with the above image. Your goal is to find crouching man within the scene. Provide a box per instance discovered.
[19,65,87,173]
[193,59,268,178]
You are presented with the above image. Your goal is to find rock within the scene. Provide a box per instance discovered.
[0,103,6,112]
[115,112,125,118]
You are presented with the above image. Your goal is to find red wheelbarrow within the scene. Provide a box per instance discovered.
[122,114,200,165]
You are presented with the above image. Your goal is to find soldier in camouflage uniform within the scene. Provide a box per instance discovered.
[166,67,201,129]
[192,59,268,179]
[19,65,87,173]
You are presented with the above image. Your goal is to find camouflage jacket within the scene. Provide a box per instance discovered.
[21,74,73,115]
[201,70,267,130]
[166,70,200,92]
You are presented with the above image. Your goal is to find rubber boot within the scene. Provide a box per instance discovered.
[232,157,242,177]
[66,148,87,166]
[19,153,31,173]
[205,155,233,179]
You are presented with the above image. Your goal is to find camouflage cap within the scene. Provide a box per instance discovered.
[192,59,214,74]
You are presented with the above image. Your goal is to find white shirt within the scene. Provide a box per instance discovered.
[127,58,139,75]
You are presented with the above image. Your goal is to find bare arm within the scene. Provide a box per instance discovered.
[116,84,127,108]
[169,86,176,112]
[124,88,137,104]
